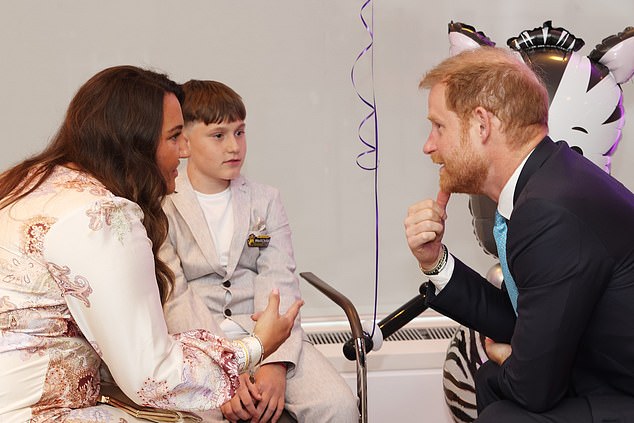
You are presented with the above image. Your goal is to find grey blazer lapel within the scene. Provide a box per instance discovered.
[226,176,250,277]
[173,173,226,277]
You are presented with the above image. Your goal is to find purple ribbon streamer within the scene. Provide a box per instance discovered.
[351,0,379,336]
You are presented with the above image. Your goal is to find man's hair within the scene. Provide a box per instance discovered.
[181,80,246,125]
[420,47,549,146]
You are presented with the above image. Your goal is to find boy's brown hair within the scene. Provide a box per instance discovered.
[181,80,246,125]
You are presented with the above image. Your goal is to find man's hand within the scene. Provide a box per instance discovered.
[405,191,450,269]
[251,363,287,423]
[485,337,512,365]
[220,372,262,422]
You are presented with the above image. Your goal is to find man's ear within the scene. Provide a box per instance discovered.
[472,106,491,143]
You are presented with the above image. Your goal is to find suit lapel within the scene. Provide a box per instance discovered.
[172,173,226,277]
[514,136,558,204]
[226,176,250,277]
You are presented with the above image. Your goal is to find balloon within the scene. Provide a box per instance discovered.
[448,21,494,56]
[508,21,634,173]
[467,193,498,257]
[485,263,503,290]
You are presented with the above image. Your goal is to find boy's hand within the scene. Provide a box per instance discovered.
[251,363,287,423]
[220,372,261,422]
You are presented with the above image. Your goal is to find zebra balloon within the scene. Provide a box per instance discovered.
[443,21,634,423]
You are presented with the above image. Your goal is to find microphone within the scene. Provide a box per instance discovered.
[343,283,429,361]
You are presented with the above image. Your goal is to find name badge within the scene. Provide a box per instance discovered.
[247,233,270,248]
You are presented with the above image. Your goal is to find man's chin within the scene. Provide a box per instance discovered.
[439,177,457,194]
[440,179,481,195]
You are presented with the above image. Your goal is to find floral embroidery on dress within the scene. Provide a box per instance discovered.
[32,347,101,418]
[22,216,57,257]
[89,340,103,358]
[63,407,124,422]
[174,330,240,408]
[86,200,137,244]
[0,330,48,358]
[0,295,16,312]
[64,318,82,338]
[1,256,36,286]
[25,167,109,202]
[137,379,173,408]
[47,262,92,307]
[20,337,50,360]
[57,170,109,197]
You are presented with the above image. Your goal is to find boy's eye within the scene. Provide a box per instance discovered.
[236,130,245,136]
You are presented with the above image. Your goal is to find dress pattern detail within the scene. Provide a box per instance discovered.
[47,262,93,307]
[86,200,137,244]
[1,257,35,286]
[22,216,56,257]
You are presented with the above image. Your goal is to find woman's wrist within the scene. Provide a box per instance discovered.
[232,335,264,373]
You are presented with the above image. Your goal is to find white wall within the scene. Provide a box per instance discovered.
[1,1,632,318]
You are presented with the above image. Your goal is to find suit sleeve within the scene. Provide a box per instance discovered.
[250,188,303,373]
[497,199,611,412]
[424,257,517,343]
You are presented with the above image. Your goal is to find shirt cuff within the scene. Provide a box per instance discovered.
[425,253,455,294]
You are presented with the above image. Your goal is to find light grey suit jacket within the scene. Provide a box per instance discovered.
[160,173,303,370]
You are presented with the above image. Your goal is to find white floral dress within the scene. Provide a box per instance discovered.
[0,167,245,422]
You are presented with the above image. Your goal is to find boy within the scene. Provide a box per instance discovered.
[160,80,358,423]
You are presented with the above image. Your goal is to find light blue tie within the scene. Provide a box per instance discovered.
[493,211,518,314]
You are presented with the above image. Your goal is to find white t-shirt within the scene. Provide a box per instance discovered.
[196,187,234,267]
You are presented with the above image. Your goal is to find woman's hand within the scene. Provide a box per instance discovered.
[251,289,303,359]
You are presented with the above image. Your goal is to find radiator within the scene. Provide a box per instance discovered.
[302,312,457,422]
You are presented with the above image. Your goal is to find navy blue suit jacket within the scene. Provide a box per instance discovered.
[425,137,634,419]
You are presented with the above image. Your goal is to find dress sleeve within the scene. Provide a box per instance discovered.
[42,197,243,411]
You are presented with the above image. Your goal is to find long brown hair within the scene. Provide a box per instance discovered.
[0,65,182,303]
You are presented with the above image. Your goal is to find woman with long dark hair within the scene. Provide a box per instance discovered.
[0,65,301,422]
